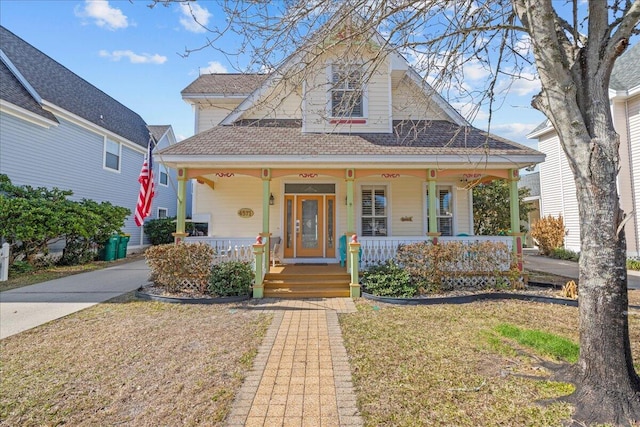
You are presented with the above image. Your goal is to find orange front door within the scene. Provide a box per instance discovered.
[283,194,335,258]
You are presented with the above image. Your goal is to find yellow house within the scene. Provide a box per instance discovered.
[158,19,544,298]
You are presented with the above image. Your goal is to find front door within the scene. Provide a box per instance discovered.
[297,195,324,257]
[284,194,336,258]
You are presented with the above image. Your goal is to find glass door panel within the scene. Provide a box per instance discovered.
[296,196,324,257]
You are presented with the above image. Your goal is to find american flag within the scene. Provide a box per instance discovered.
[134,137,155,226]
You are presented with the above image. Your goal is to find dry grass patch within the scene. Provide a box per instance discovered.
[0,293,271,426]
[340,299,640,426]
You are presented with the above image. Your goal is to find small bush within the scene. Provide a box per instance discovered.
[627,258,640,271]
[9,260,34,275]
[561,280,578,299]
[361,260,417,298]
[209,261,253,297]
[145,243,215,293]
[530,215,565,256]
[549,247,580,261]
[144,217,176,245]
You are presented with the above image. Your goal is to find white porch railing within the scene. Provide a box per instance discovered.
[359,236,431,268]
[184,237,255,263]
[359,235,514,270]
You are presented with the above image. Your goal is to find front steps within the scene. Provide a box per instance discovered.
[263,265,351,298]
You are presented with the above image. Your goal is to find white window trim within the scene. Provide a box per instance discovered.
[103,137,122,173]
[357,183,391,237]
[423,182,456,236]
[326,62,369,120]
[159,164,169,187]
[157,207,168,219]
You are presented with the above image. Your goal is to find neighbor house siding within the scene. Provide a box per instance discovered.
[151,132,178,224]
[624,95,640,256]
[0,111,147,246]
[538,131,580,252]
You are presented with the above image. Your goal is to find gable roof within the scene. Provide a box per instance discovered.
[148,125,171,143]
[0,59,57,123]
[181,73,267,97]
[160,119,542,162]
[0,26,150,148]
[610,43,640,92]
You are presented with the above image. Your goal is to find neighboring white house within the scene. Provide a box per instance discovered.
[528,42,640,256]
[0,26,179,250]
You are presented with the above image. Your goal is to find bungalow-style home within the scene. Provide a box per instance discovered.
[159,16,545,297]
[0,26,179,251]
[528,43,640,257]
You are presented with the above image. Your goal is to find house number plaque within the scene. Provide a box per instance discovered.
[237,208,254,218]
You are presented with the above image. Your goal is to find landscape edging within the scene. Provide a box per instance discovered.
[361,291,579,306]
[135,287,250,304]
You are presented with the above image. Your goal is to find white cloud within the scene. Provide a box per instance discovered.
[99,50,167,64]
[200,61,228,74]
[490,122,538,138]
[179,2,212,33]
[75,0,128,31]
[514,34,532,56]
[499,72,540,96]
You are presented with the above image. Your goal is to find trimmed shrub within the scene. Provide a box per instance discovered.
[209,261,253,297]
[361,260,417,298]
[395,240,519,294]
[145,243,215,293]
[530,215,565,256]
[627,258,640,271]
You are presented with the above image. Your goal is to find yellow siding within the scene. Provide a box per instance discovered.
[455,188,471,235]
[197,103,241,133]
[389,177,424,236]
[392,78,450,121]
[243,83,303,120]
[303,47,391,133]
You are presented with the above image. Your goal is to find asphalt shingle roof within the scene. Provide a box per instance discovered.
[611,43,640,91]
[0,26,150,148]
[148,125,171,144]
[0,60,57,123]
[160,120,541,158]
[181,73,268,96]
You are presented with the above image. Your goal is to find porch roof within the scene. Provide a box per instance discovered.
[158,120,544,166]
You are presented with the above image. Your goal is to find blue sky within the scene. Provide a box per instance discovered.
[0,0,551,146]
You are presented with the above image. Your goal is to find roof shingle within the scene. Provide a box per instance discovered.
[181,73,267,96]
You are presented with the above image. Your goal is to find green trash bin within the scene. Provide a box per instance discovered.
[116,234,130,259]
[101,235,120,261]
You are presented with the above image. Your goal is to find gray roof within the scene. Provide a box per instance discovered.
[160,120,542,158]
[148,125,171,143]
[518,171,540,197]
[0,60,57,123]
[181,73,268,96]
[611,43,640,91]
[0,26,150,148]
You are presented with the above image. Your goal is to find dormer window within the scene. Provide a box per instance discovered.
[331,64,364,118]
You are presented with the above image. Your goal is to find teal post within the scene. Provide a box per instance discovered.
[349,235,361,298]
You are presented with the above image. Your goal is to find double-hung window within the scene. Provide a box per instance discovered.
[104,138,120,171]
[331,64,363,118]
[426,186,454,236]
[361,185,387,236]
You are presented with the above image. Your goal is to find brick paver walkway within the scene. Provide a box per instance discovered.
[226,298,363,427]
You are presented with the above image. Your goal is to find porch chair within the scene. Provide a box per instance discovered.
[270,236,281,267]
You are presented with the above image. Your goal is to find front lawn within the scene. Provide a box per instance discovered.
[0,293,271,426]
[340,299,640,426]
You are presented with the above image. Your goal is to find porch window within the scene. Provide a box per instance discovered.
[361,186,387,236]
[331,64,363,118]
[427,186,453,236]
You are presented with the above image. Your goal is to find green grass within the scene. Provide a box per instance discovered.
[495,323,579,363]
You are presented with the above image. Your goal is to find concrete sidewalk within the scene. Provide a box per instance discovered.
[523,249,640,289]
[0,259,149,339]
